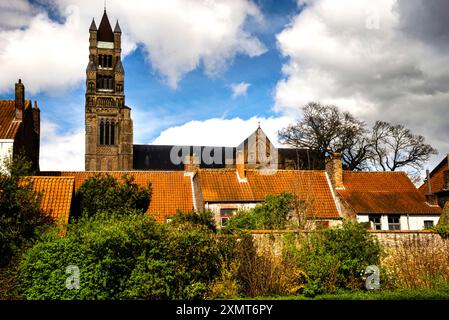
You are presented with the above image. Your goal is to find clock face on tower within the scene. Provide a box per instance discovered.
[85,9,133,171]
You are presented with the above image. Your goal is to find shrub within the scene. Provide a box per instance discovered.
[170,210,216,232]
[76,173,152,216]
[20,212,222,300]
[235,234,306,297]
[296,221,382,296]
[383,237,449,289]
[433,224,449,239]
[0,154,51,266]
[224,193,296,231]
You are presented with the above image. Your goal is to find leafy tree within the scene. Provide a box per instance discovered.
[170,210,217,232]
[20,212,222,300]
[224,193,296,231]
[297,221,382,296]
[76,173,152,216]
[0,154,51,266]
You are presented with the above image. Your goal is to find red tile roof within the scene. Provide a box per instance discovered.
[198,169,340,219]
[338,171,441,215]
[0,100,31,139]
[40,171,194,221]
[29,176,74,224]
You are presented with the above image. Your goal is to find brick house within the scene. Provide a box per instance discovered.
[419,154,449,208]
[0,80,40,172]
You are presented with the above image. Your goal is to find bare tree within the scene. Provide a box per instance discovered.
[279,103,437,173]
[278,102,370,170]
[370,121,437,171]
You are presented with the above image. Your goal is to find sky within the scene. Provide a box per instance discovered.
[0,0,448,175]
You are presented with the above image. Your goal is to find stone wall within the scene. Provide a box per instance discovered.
[248,230,448,256]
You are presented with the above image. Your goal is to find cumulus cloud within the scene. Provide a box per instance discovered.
[151,116,293,147]
[0,0,266,93]
[230,82,251,98]
[39,119,84,171]
[274,0,449,169]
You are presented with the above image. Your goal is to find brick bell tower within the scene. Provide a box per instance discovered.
[85,9,133,171]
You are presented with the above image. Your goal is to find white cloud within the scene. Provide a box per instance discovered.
[274,0,449,171]
[230,82,251,98]
[39,119,84,171]
[150,116,293,147]
[0,0,266,93]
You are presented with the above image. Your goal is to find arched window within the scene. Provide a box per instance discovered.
[99,120,105,145]
[110,121,115,145]
[105,120,110,145]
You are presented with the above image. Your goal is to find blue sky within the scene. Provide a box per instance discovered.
[0,0,448,174]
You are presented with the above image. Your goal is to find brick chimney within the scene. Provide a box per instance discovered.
[184,154,200,172]
[15,79,25,120]
[325,152,344,189]
[236,150,246,181]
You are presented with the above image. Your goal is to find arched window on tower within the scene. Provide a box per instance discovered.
[105,120,110,145]
[110,121,115,145]
[99,120,105,145]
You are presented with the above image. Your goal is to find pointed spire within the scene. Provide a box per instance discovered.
[89,18,97,31]
[97,9,114,42]
[114,20,121,33]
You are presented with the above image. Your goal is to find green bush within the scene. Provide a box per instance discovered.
[0,154,51,267]
[76,173,152,216]
[170,210,216,232]
[224,193,296,231]
[295,221,382,296]
[19,212,223,300]
[433,224,449,239]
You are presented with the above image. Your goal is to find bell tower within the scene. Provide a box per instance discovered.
[85,10,133,171]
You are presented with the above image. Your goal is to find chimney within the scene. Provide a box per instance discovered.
[15,79,25,120]
[184,154,200,172]
[325,152,344,189]
[236,150,246,181]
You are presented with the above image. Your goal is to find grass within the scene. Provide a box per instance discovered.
[249,287,449,300]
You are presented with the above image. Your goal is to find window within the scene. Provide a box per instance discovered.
[369,215,382,230]
[424,220,434,229]
[99,119,116,145]
[98,54,113,68]
[97,76,114,90]
[220,208,237,227]
[388,215,401,230]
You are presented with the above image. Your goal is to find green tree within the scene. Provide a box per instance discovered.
[297,221,382,296]
[76,173,152,216]
[0,154,50,266]
[224,193,296,231]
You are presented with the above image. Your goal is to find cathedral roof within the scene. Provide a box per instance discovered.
[114,21,121,33]
[89,18,97,31]
[97,10,114,42]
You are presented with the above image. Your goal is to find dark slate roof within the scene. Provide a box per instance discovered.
[97,10,114,42]
[89,18,97,31]
[114,21,121,33]
[133,144,323,171]
[133,145,235,170]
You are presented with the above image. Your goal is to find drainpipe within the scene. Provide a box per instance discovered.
[407,213,410,230]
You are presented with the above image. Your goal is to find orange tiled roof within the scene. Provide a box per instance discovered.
[40,171,194,221]
[29,176,74,224]
[0,100,31,139]
[198,169,340,219]
[338,171,441,215]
